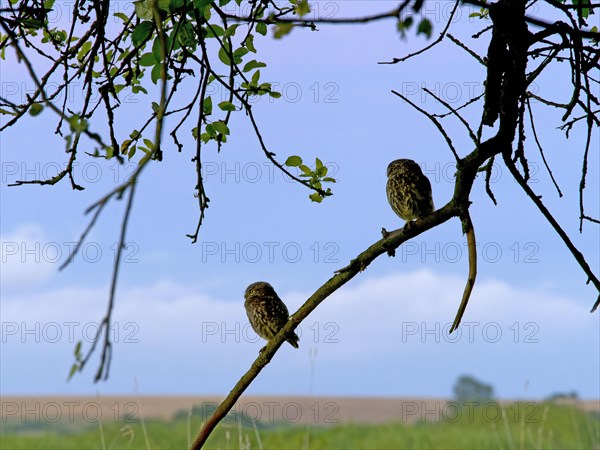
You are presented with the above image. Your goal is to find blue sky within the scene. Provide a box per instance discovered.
[1,1,599,399]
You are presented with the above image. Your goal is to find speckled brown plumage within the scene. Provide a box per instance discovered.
[386,159,434,221]
[244,281,299,349]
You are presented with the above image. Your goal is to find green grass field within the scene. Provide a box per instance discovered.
[1,402,598,449]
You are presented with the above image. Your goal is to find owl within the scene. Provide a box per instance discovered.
[244,281,299,349]
[386,159,434,221]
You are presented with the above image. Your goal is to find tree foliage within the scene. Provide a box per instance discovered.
[453,375,495,402]
[1,0,599,447]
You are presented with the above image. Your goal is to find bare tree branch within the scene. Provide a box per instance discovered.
[379,0,460,64]
[450,212,478,333]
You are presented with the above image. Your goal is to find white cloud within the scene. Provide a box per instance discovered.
[1,270,598,397]
[0,224,56,286]
[2,270,595,352]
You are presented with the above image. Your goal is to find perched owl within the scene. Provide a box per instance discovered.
[386,159,434,221]
[244,281,299,349]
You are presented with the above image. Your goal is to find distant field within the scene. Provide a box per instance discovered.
[1,396,599,449]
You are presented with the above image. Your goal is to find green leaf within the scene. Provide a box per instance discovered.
[397,16,413,38]
[269,91,282,99]
[203,4,212,19]
[76,41,92,63]
[251,70,260,84]
[194,0,212,8]
[218,101,236,111]
[315,157,323,170]
[131,85,148,94]
[212,121,230,135]
[114,12,129,22]
[309,192,323,203]
[243,60,267,72]
[258,82,271,92]
[139,52,157,66]
[151,62,163,84]
[105,146,115,159]
[121,139,133,153]
[295,0,310,17]
[177,22,196,47]
[232,46,249,64]
[74,340,82,358]
[224,24,239,38]
[170,0,185,10]
[206,24,225,38]
[152,36,164,62]
[245,34,256,53]
[133,1,153,20]
[417,18,433,39]
[256,22,267,36]
[67,363,78,381]
[299,164,311,175]
[156,0,170,11]
[285,156,302,167]
[218,44,231,65]
[68,115,88,132]
[274,23,294,39]
[132,21,154,47]
[29,103,43,116]
[323,177,336,183]
[573,0,590,18]
[203,96,213,115]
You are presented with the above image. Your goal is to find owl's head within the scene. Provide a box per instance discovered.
[244,281,275,298]
[387,158,421,177]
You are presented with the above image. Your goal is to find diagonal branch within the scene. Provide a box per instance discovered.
[190,201,459,449]
[502,153,600,311]
[391,90,461,161]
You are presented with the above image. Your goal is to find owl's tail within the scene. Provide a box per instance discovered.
[287,332,300,349]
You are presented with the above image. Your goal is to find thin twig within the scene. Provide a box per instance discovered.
[525,98,563,197]
[391,90,460,161]
[447,34,487,66]
[423,87,478,144]
[379,0,459,64]
[94,180,137,382]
